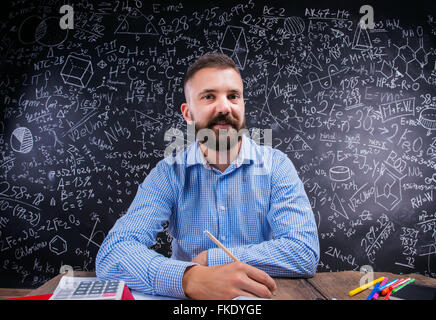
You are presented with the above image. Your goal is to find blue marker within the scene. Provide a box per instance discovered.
[377,279,398,292]
[366,282,380,300]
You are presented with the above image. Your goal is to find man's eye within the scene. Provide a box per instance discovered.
[203,94,214,100]
[229,94,239,100]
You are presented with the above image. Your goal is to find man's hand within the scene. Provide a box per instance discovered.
[191,250,208,266]
[182,261,277,300]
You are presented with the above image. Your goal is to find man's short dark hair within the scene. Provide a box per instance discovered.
[183,52,241,89]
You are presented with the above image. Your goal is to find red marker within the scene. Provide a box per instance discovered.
[383,290,392,300]
[381,277,411,297]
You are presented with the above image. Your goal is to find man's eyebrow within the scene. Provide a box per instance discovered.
[197,89,216,97]
[197,88,242,97]
[228,89,242,94]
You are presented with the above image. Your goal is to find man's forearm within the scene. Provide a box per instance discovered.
[207,236,319,277]
[96,232,196,298]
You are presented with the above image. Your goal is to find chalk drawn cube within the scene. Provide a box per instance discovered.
[220,26,248,70]
[374,167,402,211]
[49,235,67,255]
[60,54,94,88]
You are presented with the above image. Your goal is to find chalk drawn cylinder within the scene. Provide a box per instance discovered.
[329,166,351,181]
[419,108,436,130]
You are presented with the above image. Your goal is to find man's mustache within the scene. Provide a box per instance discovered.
[207,114,238,129]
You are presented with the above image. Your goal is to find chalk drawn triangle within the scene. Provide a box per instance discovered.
[114,8,158,36]
[306,51,323,71]
[285,134,312,152]
[330,193,349,219]
[352,24,372,50]
[134,110,161,129]
[47,47,54,58]
[330,28,345,39]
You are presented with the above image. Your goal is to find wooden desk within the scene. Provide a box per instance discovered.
[3,271,436,300]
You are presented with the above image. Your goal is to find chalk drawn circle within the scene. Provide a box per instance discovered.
[18,15,43,44]
[10,127,33,153]
[35,16,68,47]
[419,108,436,130]
[329,166,350,181]
[284,16,305,36]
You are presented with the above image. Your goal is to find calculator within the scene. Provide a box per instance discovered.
[50,279,125,300]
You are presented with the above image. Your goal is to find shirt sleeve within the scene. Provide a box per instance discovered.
[95,160,197,298]
[208,150,320,277]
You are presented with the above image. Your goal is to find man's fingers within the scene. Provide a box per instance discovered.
[244,264,277,293]
[236,289,263,299]
[239,275,274,298]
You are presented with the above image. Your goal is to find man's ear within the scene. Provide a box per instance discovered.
[181,103,193,124]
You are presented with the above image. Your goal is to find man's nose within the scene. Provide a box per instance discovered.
[215,95,232,115]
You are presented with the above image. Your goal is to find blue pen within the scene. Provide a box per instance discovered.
[366,282,380,300]
[377,279,398,292]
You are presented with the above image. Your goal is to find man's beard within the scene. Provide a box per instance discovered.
[194,113,246,151]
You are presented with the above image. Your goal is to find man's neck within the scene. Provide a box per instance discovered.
[199,138,242,172]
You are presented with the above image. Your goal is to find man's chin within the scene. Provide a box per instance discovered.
[204,134,241,151]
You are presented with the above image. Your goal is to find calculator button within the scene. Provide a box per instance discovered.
[91,287,103,291]
[90,289,103,294]
[74,289,88,293]
[77,286,90,291]
[106,286,117,290]
[78,282,90,286]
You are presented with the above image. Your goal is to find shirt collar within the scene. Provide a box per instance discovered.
[186,133,255,169]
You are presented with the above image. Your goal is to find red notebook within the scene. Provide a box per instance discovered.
[5,285,135,300]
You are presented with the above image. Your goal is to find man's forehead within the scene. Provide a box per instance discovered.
[188,68,243,89]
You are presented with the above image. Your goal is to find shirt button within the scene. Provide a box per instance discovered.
[219,205,225,211]
[221,236,226,241]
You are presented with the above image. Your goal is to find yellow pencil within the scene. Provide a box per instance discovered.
[203,230,240,262]
[349,277,385,296]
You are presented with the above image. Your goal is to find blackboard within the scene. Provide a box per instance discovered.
[0,0,435,288]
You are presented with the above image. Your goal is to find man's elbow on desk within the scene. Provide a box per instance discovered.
[299,251,319,278]
[278,242,320,278]
[286,253,319,278]
[295,241,320,278]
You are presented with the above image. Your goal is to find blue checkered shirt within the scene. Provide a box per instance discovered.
[96,135,320,298]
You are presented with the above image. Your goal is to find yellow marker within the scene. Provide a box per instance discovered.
[348,277,385,297]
